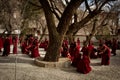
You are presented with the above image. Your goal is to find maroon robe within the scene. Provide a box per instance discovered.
[77,46,92,74]
[2,37,10,56]
[61,42,69,57]
[21,40,28,54]
[13,37,18,54]
[31,39,40,58]
[69,42,76,58]
[0,36,3,51]
[71,45,80,67]
[63,39,69,46]
[77,38,80,46]
[88,44,97,59]
[9,35,12,45]
[39,41,45,48]
[100,45,111,65]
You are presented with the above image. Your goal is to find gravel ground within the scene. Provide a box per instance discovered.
[0,50,120,80]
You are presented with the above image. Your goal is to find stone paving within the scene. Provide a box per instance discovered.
[0,48,120,80]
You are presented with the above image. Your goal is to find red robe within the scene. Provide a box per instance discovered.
[39,41,45,48]
[2,37,10,56]
[101,45,111,65]
[88,44,97,59]
[0,37,3,51]
[71,46,80,67]
[61,43,69,57]
[77,46,91,74]
[31,40,40,58]
[69,42,76,58]
[77,38,80,46]
[21,41,28,54]
[9,36,12,45]
[63,39,69,46]
[13,37,18,54]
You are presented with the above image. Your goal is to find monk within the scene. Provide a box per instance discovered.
[21,39,28,54]
[98,43,111,65]
[63,38,69,46]
[69,41,76,61]
[77,41,92,74]
[77,38,80,46]
[2,35,11,56]
[61,42,69,57]
[0,36,3,52]
[31,38,40,58]
[88,41,97,59]
[12,36,18,54]
[71,43,80,67]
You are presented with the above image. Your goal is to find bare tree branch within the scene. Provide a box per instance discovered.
[50,1,61,20]
[85,0,92,13]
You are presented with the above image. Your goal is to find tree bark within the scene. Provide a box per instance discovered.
[66,10,101,36]
[44,34,63,62]
[39,0,84,62]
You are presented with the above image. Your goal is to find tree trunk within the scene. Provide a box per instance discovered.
[44,34,64,62]
[39,0,84,62]
[67,33,74,44]
[85,18,97,45]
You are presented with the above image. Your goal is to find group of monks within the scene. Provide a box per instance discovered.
[0,34,48,58]
[21,35,40,58]
[0,34,18,56]
[0,34,119,74]
[20,35,48,58]
[60,37,119,74]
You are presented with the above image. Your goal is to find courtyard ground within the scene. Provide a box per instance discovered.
[0,48,120,80]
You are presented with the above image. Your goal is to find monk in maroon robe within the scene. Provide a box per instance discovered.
[63,38,69,46]
[88,41,97,59]
[0,36,3,52]
[31,38,40,58]
[39,40,45,48]
[98,43,111,65]
[69,41,76,61]
[77,38,80,46]
[13,36,18,54]
[77,42,91,74]
[71,43,80,67]
[61,42,69,57]
[2,35,11,56]
[21,39,28,54]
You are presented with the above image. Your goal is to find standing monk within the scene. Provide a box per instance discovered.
[88,41,97,59]
[31,38,40,58]
[98,43,111,65]
[0,35,3,52]
[13,36,18,54]
[21,38,28,54]
[2,35,11,56]
[77,41,92,74]
[71,43,80,67]
[61,42,69,57]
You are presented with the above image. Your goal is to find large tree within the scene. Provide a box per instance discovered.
[39,0,117,62]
